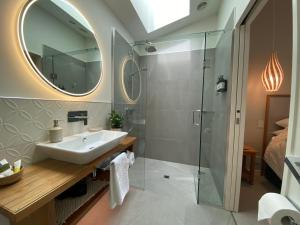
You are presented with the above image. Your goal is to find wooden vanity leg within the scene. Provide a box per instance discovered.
[127,144,134,152]
[249,154,256,185]
[13,200,56,225]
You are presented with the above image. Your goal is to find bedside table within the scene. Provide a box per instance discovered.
[242,145,257,185]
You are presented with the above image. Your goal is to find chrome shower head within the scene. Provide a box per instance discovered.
[131,40,157,53]
[145,45,157,53]
[145,41,157,52]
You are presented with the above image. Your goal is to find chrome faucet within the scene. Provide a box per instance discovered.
[68,111,88,125]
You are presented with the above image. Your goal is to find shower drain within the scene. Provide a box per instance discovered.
[163,175,170,179]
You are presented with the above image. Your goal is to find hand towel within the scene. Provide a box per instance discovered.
[126,151,135,166]
[0,159,13,178]
[110,153,130,209]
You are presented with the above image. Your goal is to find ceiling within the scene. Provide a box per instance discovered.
[104,0,222,41]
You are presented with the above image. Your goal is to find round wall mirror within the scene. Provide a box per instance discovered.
[19,0,102,96]
[122,58,141,103]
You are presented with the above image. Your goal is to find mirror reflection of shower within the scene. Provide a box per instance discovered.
[129,70,139,98]
[124,40,155,102]
[122,40,156,103]
[123,58,141,102]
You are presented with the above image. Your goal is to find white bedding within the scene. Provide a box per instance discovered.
[264,129,288,179]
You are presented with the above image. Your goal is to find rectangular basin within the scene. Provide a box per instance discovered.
[36,130,128,164]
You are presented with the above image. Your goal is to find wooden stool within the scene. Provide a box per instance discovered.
[242,145,257,185]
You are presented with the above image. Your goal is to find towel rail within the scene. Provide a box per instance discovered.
[97,151,126,170]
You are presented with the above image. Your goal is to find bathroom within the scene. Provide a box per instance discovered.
[0,0,300,225]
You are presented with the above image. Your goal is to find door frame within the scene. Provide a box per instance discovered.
[224,0,270,212]
[281,0,300,206]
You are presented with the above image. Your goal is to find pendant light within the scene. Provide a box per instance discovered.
[261,0,284,92]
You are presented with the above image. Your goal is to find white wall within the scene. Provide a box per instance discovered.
[156,0,253,55]
[217,0,252,29]
[142,15,219,56]
[167,15,218,34]
[0,0,133,102]
[245,0,292,167]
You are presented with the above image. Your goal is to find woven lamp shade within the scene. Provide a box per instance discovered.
[261,53,284,92]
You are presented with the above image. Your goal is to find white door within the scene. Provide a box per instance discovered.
[224,0,273,212]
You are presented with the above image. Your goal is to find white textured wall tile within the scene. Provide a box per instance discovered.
[0,97,111,165]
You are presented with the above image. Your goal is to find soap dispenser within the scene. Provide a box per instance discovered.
[49,120,63,143]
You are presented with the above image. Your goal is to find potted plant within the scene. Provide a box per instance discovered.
[109,110,124,130]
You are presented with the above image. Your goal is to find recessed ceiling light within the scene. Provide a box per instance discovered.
[197,1,207,11]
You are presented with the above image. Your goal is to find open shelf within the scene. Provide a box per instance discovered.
[0,136,136,225]
[56,177,109,225]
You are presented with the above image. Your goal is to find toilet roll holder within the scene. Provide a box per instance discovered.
[282,216,299,225]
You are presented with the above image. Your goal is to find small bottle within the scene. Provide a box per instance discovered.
[49,120,63,143]
[216,75,227,93]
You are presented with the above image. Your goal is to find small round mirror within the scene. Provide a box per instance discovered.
[19,0,102,96]
[122,58,141,103]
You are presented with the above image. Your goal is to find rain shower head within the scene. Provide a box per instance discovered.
[145,40,157,53]
[132,40,157,53]
[145,45,157,53]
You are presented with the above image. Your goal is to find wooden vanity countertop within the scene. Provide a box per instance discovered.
[0,136,136,223]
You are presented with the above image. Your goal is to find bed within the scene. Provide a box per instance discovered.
[261,95,290,188]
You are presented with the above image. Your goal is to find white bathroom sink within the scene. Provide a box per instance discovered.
[36,130,128,164]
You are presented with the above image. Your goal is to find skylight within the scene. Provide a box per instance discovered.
[130,0,190,33]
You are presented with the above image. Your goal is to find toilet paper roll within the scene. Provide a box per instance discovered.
[272,209,300,225]
[258,193,300,225]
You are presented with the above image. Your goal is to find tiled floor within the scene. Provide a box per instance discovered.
[78,158,236,225]
[131,158,222,206]
[232,171,280,225]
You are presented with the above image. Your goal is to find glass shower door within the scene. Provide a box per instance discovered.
[197,27,234,206]
[112,30,146,190]
[114,29,234,208]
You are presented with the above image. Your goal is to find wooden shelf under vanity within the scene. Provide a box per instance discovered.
[0,136,136,225]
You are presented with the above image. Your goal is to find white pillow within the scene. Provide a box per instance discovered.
[272,129,285,136]
[275,118,289,128]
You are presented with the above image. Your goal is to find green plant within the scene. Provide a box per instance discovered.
[109,110,124,128]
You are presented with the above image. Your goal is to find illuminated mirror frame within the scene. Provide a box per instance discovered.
[121,56,142,104]
[18,0,103,96]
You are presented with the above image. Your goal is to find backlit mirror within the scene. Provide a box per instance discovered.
[122,58,141,103]
[19,0,102,96]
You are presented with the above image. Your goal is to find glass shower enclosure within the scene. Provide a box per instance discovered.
[112,30,147,190]
[112,26,234,208]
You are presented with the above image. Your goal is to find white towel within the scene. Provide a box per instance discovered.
[110,153,130,209]
[126,151,135,166]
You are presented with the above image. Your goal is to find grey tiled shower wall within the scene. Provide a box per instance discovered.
[139,35,233,203]
[142,50,213,166]
[0,97,110,166]
[112,30,213,167]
